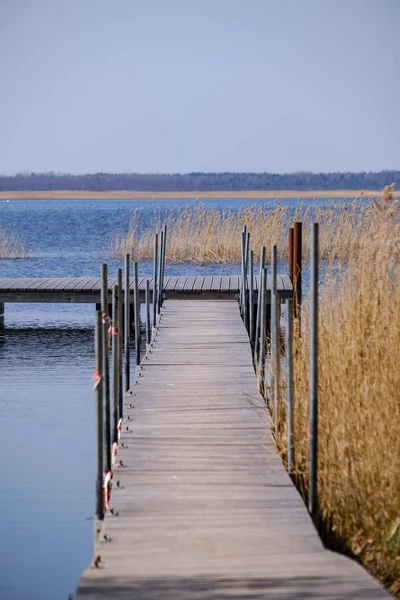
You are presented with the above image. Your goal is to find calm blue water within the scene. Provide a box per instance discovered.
[0,197,325,600]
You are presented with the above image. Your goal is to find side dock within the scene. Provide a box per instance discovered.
[75,300,388,599]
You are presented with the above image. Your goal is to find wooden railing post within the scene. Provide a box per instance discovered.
[288,227,294,281]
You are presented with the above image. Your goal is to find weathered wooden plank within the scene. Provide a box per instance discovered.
[219,276,230,292]
[183,276,197,292]
[75,299,388,600]
[201,276,213,292]
[194,276,205,291]
[210,276,221,292]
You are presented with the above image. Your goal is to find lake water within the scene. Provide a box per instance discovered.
[0,197,320,600]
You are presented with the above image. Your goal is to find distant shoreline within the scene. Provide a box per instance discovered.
[0,189,393,200]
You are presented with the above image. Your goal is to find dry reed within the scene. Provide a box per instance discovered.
[273,186,400,595]
[0,227,29,259]
[113,200,378,264]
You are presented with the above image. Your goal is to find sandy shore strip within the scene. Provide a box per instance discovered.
[0,189,394,200]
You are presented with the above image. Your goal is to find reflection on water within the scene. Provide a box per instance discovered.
[0,326,95,600]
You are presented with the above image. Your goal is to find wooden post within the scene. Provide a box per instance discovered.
[145,279,151,345]
[158,229,164,314]
[309,223,319,517]
[117,269,123,422]
[112,285,119,444]
[258,267,267,391]
[286,298,294,475]
[249,250,254,346]
[124,254,130,393]
[101,263,111,474]
[133,261,140,365]
[271,245,277,419]
[153,233,158,328]
[95,311,104,522]
[288,227,294,281]
[254,246,266,360]
[293,222,302,318]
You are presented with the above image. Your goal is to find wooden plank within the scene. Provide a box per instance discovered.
[219,276,230,292]
[0,278,15,290]
[4,278,38,290]
[194,276,205,292]
[210,276,220,292]
[201,276,213,292]
[174,276,188,292]
[183,276,197,292]
[76,299,388,600]
[229,275,240,292]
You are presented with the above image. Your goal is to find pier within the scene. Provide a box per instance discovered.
[2,224,390,598]
[75,299,387,599]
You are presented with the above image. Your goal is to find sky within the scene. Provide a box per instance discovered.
[0,0,399,175]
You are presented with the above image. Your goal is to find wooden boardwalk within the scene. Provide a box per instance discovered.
[75,301,388,599]
[0,275,291,303]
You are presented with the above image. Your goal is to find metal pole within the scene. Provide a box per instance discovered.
[145,279,151,345]
[275,294,281,427]
[153,233,158,328]
[254,246,266,360]
[240,229,245,315]
[249,250,254,346]
[161,224,167,307]
[117,268,123,422]
[293,221,302,319]
[133,261,140,365]
[158,229,164,314]
[112,285,119,444]
[286,298,294,475]
[124,254,130,393]
[288,227,294,281]
[271,245,277,419]
[258,266,267,390]
[101,263,111,475]
[309,222,319,516]
[243,231,250,330]
[95,311,104,521]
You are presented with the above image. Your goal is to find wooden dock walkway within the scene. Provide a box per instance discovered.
[76,300,388,599]
[0,275,291,303]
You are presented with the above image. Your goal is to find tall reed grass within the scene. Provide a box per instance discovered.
[0,227,29,259]
[272,186,400,595]
[113,199,378,264]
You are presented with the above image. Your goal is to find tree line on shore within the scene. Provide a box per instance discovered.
[0,170,399,192]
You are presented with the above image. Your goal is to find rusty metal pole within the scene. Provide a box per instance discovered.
[293,222,302,319]
[288,227,294,281]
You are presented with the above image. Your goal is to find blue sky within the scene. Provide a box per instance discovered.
[1,0,399,174]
